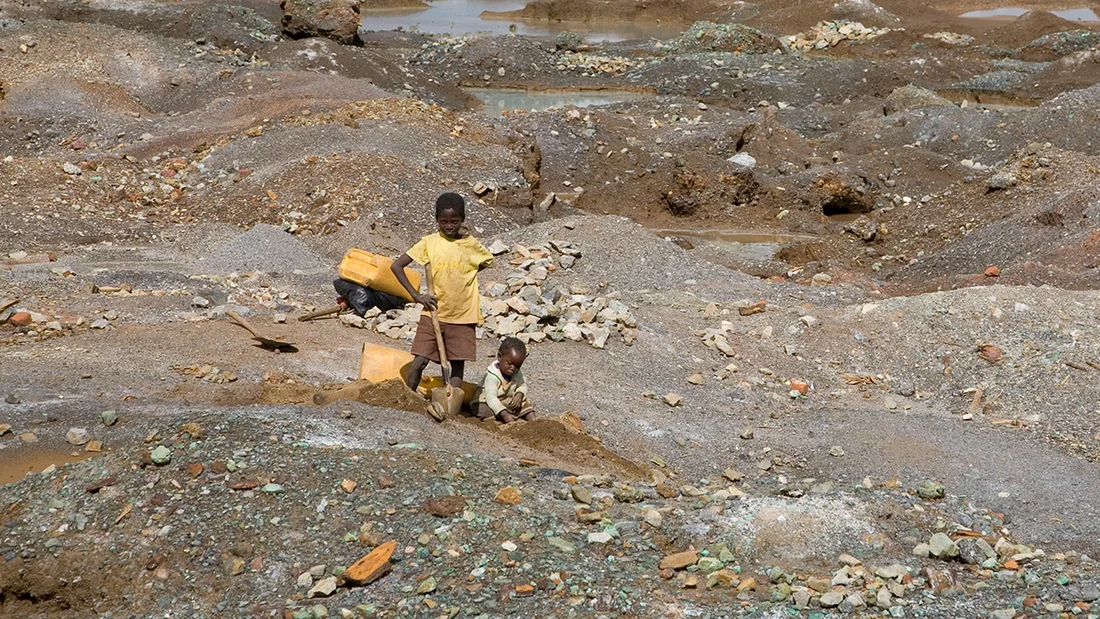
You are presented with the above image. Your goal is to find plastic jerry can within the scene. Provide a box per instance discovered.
[338,248,422,302]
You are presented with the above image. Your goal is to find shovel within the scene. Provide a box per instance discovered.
[226,311,298,353]
[424,264,460,422]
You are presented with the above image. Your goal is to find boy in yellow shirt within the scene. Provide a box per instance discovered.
[391,192,493,393]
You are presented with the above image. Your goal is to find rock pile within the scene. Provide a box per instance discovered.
[924,32,973,47]
[555,52,637,76]
[784,21,893,52]
[341,240,638,349]
[663,21,781,55]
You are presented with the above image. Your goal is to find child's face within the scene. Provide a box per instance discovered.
[436,208,464,238]
[498,350,526,379]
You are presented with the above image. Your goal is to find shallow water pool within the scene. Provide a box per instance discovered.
[361,0,682,41]
[959,7,1100,21]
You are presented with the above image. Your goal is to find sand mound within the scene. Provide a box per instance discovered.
[198,223,329,274]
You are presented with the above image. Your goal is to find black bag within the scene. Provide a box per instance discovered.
[333,279,406,316]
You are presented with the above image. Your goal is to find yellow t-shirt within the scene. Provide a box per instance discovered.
[406,233,493,324]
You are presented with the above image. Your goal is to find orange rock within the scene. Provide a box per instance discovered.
[514,584,535,597]
[343,540,397,586]
[789,380,810,395]
[228,479,258,491]
[1003,559,1019,570]
[656,482,679,499]
[738,301,767,316]
[186,463,204,478]
[340,479,357,494]
[658,550,698,571]
[9,312,31,327]
[561,411,584,433]
[495,486,522,505]
[984,266,1000,278]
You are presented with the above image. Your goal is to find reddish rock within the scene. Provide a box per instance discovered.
[378,474,395,489]
[70,140,86,150]
[210,461,228,474]
[514,584,535,597]
[656,482,679,499]
[984,266,1000,278]
[9,312,32,327]
[422,495,466,517]
[186,463,204,478]
[978,344,1002,364]
[228,479,259,491]
[789,379,810,395]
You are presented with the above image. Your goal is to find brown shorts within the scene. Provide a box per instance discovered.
[410,315,476,363]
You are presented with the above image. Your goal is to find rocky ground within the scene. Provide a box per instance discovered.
[3,0,1100,617]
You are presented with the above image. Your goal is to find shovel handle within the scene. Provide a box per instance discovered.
[298,305,343,322]
[424,264,452,381]
[226,311,261,338]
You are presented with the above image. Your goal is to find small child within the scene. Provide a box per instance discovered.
[391,192,493,393]
[475,337,535,423]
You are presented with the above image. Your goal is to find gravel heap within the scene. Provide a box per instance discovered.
[199,224,330,274]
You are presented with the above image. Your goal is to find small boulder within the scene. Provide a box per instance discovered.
[65,427,90,446]
[280,0,360,44]
[928,532,959,559]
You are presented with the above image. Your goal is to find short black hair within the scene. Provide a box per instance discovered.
[499,337,527,357]
[435,192,466,219]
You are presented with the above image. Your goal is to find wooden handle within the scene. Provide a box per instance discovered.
[226,311,261,338]
[424,264,452,379]
[298,305,343,322]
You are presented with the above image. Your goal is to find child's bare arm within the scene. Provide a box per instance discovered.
[391,254,436,310]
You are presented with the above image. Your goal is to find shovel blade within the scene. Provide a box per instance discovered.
[428,388,448,422]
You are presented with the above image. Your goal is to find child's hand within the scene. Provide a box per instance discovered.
[415,293,438,310]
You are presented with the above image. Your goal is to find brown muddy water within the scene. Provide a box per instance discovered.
[0,447,96,485]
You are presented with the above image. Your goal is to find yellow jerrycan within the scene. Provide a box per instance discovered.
[338,249,422,302]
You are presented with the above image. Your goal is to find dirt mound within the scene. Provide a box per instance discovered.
[491,418,645,478]
[314,379,429,413]
[983,10,1085,48]
[198,223,330,274]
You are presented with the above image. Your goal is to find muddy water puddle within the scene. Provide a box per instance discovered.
[960,7,1099,21]
[468,88,651,116]
[361,0,681,40]
[657,229,816,262]
[0,448,96,485]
